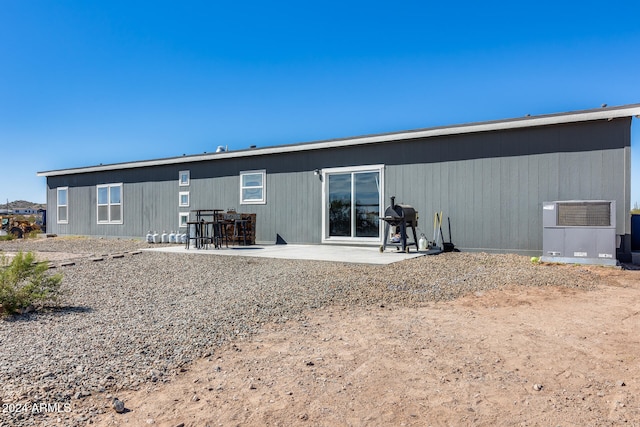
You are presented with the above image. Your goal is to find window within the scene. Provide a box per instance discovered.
[57,187,68,224]
[179,170,190,186]
[322,165,384,243]
[179,212,189,228]
[240,170,266,204]
[97,183,123,224]
[179,191,190,207]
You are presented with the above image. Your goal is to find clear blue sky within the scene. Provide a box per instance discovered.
[2,0,640,207]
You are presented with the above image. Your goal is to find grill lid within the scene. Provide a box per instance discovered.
[383,196,417,222]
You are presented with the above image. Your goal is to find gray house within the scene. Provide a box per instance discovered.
[37,104,640,257]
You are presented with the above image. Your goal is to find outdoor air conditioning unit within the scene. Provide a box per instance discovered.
[541,200,617,266]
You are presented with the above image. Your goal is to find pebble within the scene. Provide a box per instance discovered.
[0,237,599,426]
[112,398,125,413]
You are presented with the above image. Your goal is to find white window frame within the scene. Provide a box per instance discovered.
[321,164,385,245]
[179,191,190,207]
[240,169,266,205]
[57,187,68,224]
[179,170,190,186]
[179,212,189,229]
[97,183,123,225]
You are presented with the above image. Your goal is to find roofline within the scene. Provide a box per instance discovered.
[37,103,640,177]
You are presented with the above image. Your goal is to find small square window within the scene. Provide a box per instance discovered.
[179,212,189,228]
[179,170,190,186]
[179,191,190,207]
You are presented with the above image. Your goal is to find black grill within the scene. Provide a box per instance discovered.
[383,201,418,227]
[380,196,419,253]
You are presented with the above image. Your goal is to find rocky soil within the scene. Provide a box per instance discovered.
[0,237,630,426]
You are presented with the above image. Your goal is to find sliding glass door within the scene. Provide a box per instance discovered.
[323,165,384,243]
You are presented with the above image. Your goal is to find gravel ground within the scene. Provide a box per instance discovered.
[0,237,602,426]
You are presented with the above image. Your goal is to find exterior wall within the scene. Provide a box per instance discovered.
[45,161,325,244]
[385,149,627,253]
[44,118,632,254]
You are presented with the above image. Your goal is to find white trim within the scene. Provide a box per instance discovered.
[240,169,266,205]
[97,183,123,225]
[179,191,190,207]
[179,212,189,229]
[37,104,640,177]
[179,170,190,186]
[321,164,385,245]
[56,187,68,224]
[322,164,386,174]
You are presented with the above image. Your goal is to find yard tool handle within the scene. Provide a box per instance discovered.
[433,212,438,242]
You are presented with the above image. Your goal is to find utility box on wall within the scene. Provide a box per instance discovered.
[541,200,617,266]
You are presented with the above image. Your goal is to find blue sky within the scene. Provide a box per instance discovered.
[2,1,640,206]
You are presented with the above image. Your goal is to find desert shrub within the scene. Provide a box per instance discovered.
[0,252,62,316]
[0,234,15,241]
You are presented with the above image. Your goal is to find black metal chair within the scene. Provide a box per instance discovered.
[211,216,228,248]
[233,218,249,245]
[185,221,198,249]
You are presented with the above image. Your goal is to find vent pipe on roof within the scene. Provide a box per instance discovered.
[216,145,228,153]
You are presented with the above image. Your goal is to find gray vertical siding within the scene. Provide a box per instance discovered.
[384,147,627,253]
[44,118,632,254]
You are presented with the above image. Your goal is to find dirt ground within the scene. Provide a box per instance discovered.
[78,267,639,427]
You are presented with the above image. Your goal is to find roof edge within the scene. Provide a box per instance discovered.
[37,103,640,177]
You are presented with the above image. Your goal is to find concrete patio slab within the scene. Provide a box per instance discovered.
[145,244,427,265]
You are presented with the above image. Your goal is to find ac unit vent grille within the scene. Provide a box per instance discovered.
[557,202,611,227]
